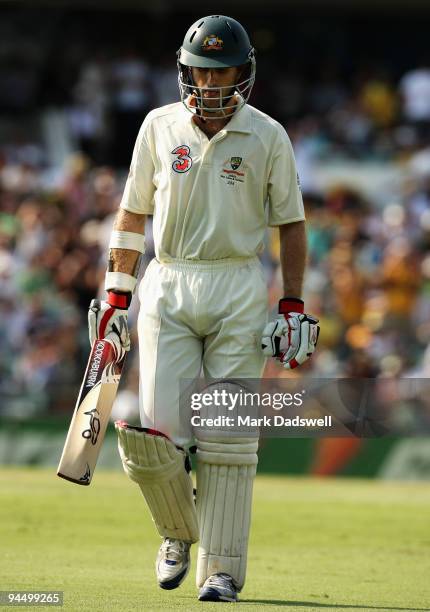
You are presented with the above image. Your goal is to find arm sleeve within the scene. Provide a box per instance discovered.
[119,118,155,215]
[267,128,305,227]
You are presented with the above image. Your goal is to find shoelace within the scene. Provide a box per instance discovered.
[206,573,233,589]
[161,538,187,562]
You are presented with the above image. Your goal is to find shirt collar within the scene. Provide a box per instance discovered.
[224,101,252,134]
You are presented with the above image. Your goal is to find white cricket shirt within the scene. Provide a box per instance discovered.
[120,101,305,262]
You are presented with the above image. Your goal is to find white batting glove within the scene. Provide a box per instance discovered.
[88,290,131,361]
[261,297,320,369]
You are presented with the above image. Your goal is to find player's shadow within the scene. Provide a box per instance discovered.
[241,600,430,611]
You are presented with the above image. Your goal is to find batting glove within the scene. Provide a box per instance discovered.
[88,290,131,361]
[261,297,320,369]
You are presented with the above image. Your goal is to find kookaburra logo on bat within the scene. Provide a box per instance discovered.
[86,341,105,387]
[82,408,101,445]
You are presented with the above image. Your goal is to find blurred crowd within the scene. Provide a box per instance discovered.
[265,164,430,381]
[2,142,430,418]
[4,49,430,165]
[1,17,430,418]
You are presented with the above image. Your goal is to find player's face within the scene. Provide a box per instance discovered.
[191,66,241,113]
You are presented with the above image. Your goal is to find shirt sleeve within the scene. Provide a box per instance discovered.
[119,117,155,215]
[267,127,305,227]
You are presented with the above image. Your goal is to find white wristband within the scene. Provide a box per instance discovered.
[109,231,145,253]
[105,271,137,293]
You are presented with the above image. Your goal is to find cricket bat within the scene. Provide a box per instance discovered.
[57,338,126,485]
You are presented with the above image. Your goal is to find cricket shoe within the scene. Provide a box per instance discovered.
[156,538,191,590]
[198,573,238,602]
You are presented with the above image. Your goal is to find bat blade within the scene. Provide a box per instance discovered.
[57,339,125,485]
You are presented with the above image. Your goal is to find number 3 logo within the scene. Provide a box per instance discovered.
[171,145,193,173]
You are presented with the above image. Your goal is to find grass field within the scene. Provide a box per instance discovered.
[1,468,429,611]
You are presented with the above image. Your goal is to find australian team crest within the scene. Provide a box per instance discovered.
[202,35,224,51]
[230,156,242,170]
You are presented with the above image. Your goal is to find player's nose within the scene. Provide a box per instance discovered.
[206,70,218,87]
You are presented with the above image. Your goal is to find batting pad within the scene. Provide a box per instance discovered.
[115,422,199,543]
[195,435,258,590]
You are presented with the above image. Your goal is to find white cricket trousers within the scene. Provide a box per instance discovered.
[137,257,268,448]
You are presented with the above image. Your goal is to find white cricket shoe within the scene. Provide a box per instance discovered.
[198,573,238,602]
[156,538,191,590]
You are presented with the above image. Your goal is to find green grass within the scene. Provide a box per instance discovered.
[0,468,429,611]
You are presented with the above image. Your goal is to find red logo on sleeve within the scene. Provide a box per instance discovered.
[171,145,193,173]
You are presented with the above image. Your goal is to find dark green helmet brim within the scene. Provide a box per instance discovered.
[178,47,249,69]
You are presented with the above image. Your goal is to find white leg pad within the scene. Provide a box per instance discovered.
[116,422,199,543]
[195,436,258,591]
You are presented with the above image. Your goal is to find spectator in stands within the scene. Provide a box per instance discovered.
[68,55,110,164]
[109,48,153,167]
[399,58,430,144]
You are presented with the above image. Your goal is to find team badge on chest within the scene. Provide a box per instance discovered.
[171,145,193,173]
[220,155,245,185]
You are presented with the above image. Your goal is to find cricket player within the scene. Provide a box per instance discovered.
[88,15,319,603]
